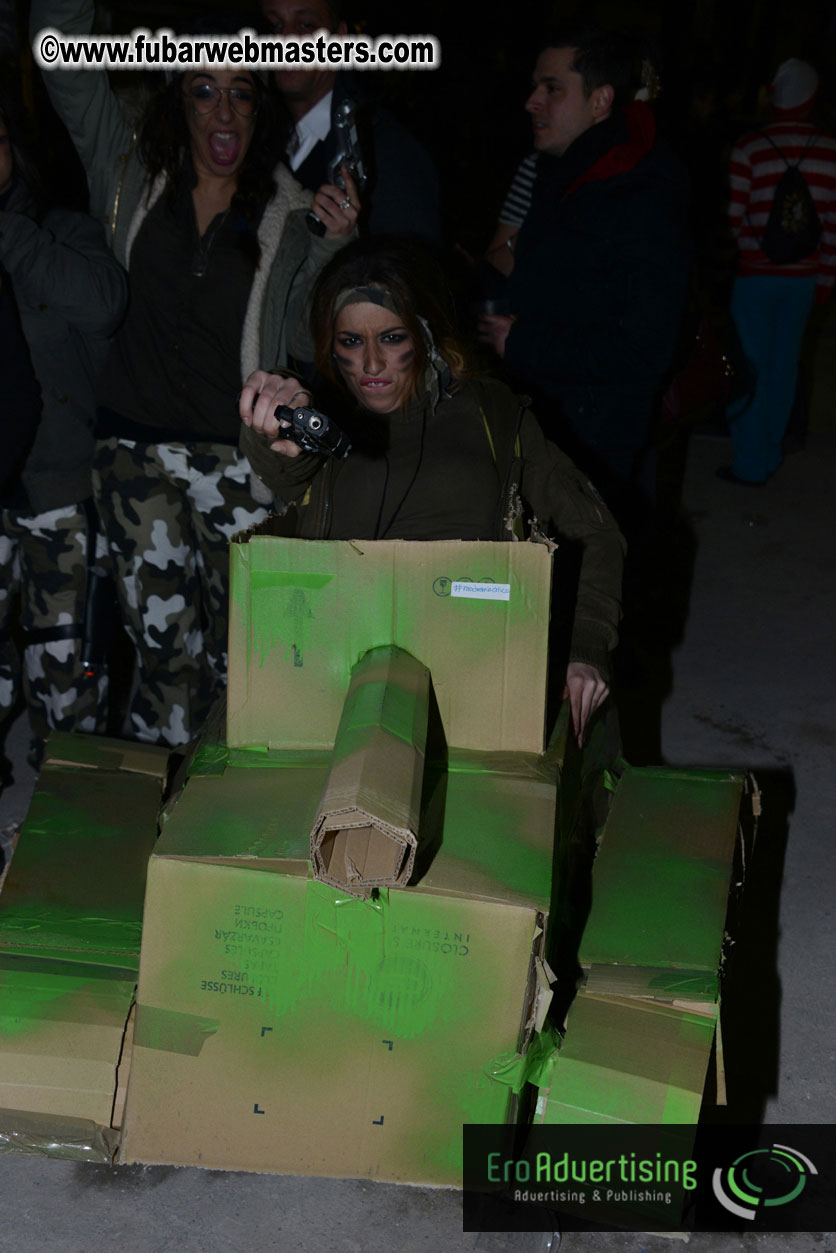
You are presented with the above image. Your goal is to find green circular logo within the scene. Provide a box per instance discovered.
[713,1143,817,1220]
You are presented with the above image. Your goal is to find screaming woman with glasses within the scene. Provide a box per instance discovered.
[31,1,358,747]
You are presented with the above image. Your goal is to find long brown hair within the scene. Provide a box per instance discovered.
[137,71,288,237]
[310,237,476,396]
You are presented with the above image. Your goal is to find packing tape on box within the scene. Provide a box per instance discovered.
[191,743,334,775]
[583,964,719,1002]
[303,880,387,967]
[485,1026,561,1095]
[191,743,557,781]
[302,882,451,1038]
[134,1005,220,1056]
[0,1109,119,1162]
[0,907,142,956]
[445,750,558,782]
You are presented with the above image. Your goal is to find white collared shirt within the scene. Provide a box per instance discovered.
[287,91,334,171]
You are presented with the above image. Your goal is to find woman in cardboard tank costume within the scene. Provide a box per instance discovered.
[239,238,624,745]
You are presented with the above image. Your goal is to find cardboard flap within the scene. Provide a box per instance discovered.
[43,731,169,779]
[0,956,136,1138]
[0,737,164,966]
[311,646,429,898]
[227,537,552,753]
[579,766,744,992]
[538,990,717,1125]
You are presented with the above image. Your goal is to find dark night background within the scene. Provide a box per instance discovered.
[5,0,836,252]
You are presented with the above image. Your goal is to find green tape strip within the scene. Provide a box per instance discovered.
[303,882,456,1039]
[226,748,333,768]
[191,741,554,780]
[485,1051,528,1093]
[0,909,142,956]
[134,1005,220,1056]
[523,1026,562,1089]
[190,743,229,775]
[303,880,387,966]
[485,1027,561,1095]
[444,749,558,783]
[191,743,335,773]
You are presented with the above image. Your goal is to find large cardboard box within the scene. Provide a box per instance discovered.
[0,733,167,1159]
[535,765,745,1129]
[227,534,553,754]
[120,744,558,1183]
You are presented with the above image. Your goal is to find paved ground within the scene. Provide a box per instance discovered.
[1,430,834,1251]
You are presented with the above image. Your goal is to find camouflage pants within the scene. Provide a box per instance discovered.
[93,438,268,748]
[0,502,108,745]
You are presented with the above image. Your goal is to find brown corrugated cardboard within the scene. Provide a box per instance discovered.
[0,956,135,1133]
[533,764,745,1132]
[0,733,166,1161]
[535,990,718,1125]
[0,732,169,968]
[120,745,557,1184]
[310,645,430,899]
[578,766,744,1003]
[226,534,553,754]
[42,730,171,778]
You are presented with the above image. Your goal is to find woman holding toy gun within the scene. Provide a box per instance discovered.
[31,0,359,748]
[239,237,624,746]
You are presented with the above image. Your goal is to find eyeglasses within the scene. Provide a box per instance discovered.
[184,84,258,117]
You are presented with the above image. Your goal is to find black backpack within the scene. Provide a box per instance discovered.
[756,132,822,264]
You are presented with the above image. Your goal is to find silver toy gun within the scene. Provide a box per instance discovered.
[306,97,368,236]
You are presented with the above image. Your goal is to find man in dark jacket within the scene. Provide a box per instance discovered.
[261,0,440,242]
[478,26,690,526]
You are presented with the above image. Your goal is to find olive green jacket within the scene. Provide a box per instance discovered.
[240,375,625,677]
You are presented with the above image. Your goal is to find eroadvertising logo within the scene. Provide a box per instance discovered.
[463,1124,835,1233]
[712,1143,818,1221]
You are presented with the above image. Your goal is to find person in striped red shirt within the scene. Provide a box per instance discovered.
[723,58,836,484]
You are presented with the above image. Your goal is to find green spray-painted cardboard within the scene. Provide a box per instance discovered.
[538,991,718,1126]
[310,645,430,896]
[226,536,553,753]
[0,737,168,967]
[121,748,557,1183]
[579,766,743,1000]
[0,954,136,1138]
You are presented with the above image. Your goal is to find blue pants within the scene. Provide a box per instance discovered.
[726,274,816,482]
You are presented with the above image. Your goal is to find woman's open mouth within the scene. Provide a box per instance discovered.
[208,131,242,165]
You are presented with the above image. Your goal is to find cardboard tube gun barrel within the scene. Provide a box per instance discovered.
[310,645,429,899]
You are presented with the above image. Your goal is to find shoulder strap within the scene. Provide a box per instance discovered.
[761,128,818,169]
[477,395,525,540]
